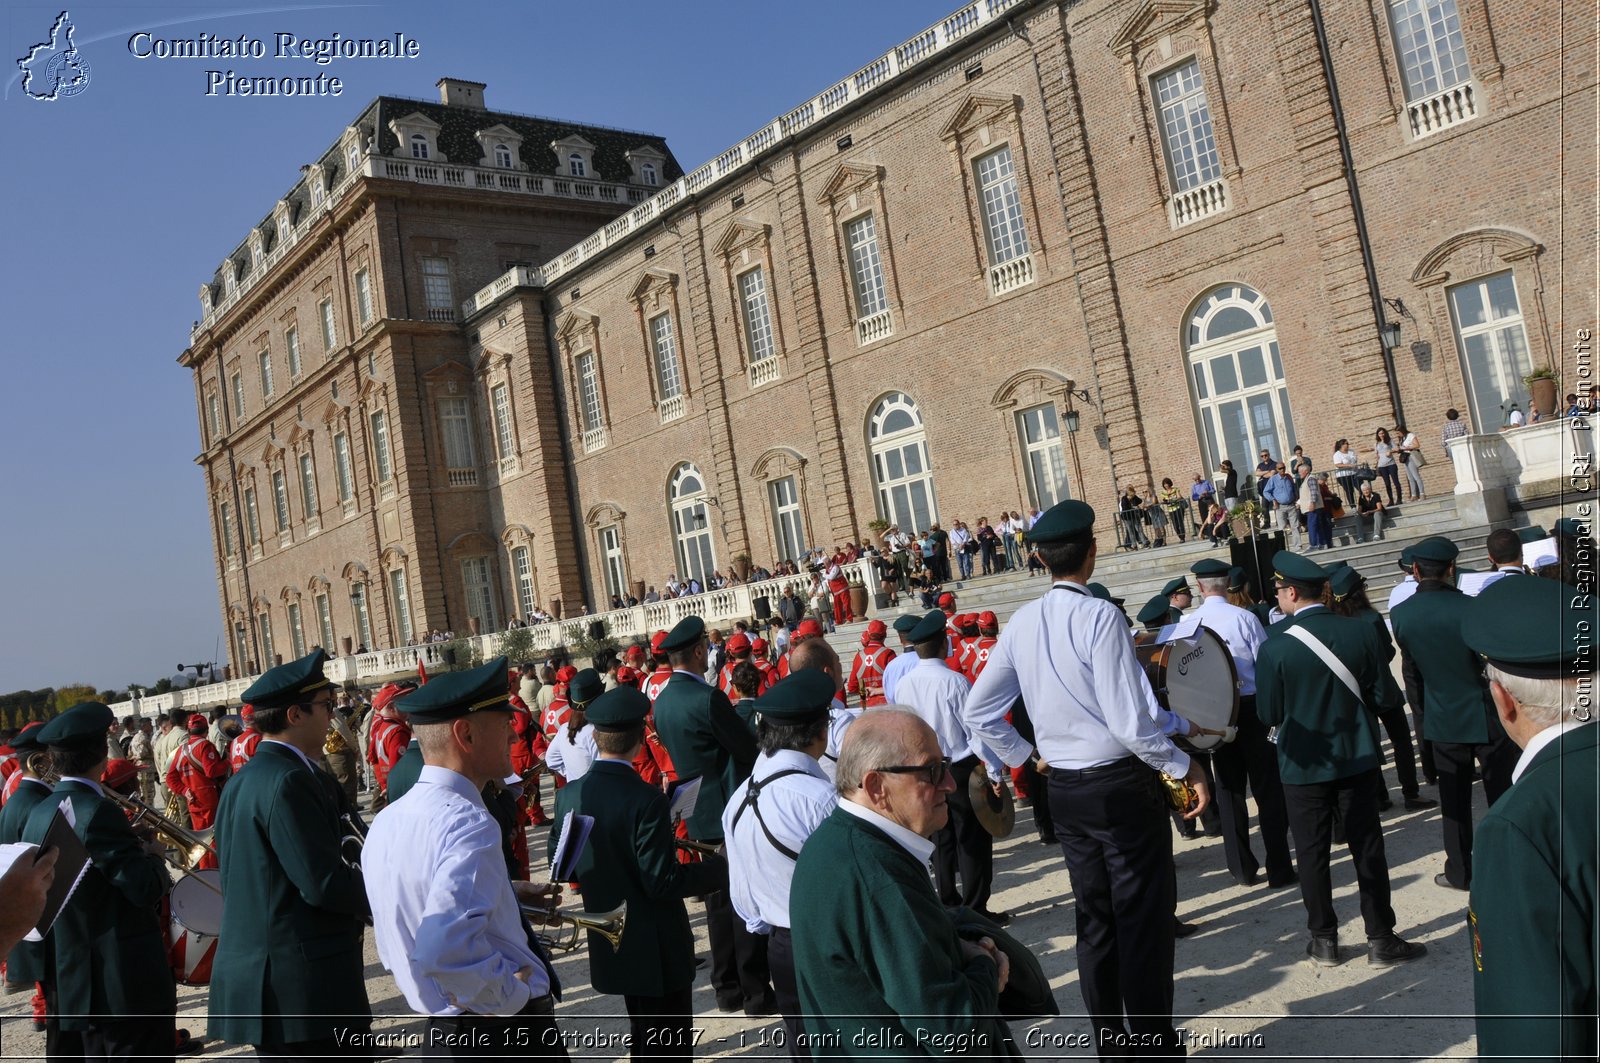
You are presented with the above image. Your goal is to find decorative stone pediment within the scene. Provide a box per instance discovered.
[445,530,498,554]
[941,94,1023,144]
[1412,227,1542,288]
[422,360,473,394]
[584,501,626,529]
[307,574,331,592]
[475,124,525,170]
[501,524,534,548]
[626,145,667,185]
[379,545,408,568]
[750,446,808,480]
[389,112,445,161]
[628,269,679,311]
[714,220,770,258]
[340,561,368,581]
[279,585,302,604]
[817,163,884,206]
[555,308,601,349]
[1110,0,1211,59]
[990,368,1075,411]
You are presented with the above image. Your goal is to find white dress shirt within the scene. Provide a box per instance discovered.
[1387,575,1418,613]
[1191,594,1269,696]
[819,698,860,784]
[722,750,838,932]
[365,765,545,1016]
[963,581,1191,778]
[895,657,1002,779]
[544,724,597,782]
[880,645,918,703]
[838,799,936,863]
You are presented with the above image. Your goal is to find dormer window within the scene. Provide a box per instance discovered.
[494,143,512,168]
[347,143,359,171]
[311,181,325,208]
[552,135,596,181]
[626,145,669,188]
[411,134,430,160]
[641,163,658,186]
[568,153,586,177]
[389,112,446,165]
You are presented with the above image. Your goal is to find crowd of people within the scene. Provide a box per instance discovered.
[0,497,1592,1062]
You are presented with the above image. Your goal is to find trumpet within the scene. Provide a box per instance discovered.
[101,788,221,894]
[674,838,724,856]
[519,901,626,953]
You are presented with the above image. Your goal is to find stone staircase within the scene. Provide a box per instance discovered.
[822,494,1511,663]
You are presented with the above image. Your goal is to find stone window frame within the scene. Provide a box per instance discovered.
[217,494,237,562]
[1362,0,1503,141]
[584,502,632,603]
[501,524,539,622]
[389,112,445,163]
[358,377,397,500]
[1109,0,1243,228]
[1410,227,1550,430]
[474,348,522,475]
[818,163,904,348]
[320,399,359,518]
[380,546,415,646]
[253,596,278,668]
[445,531,503,635]
[240,468,264,558]
[629,271,693,420]
[342,561,374,652]
[353,260,376,328]
[750,447,815,565]
[308,574,338,653]
[552,135,596,178]
[990,368,1080,511]
[940,93,1048,298]
[204,384,223,444]
[280,585,308,659]
[714,221,789,386]
[626,145,668,186]
[474,124,526,171]
[422,362,482,488]
[286,420,322,536]
[555,309,613,452]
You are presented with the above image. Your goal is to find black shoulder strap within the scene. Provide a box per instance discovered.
[731,768,809,861]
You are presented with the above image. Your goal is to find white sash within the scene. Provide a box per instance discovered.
[1285,626,1364,706]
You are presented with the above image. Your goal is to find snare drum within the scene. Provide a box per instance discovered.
[1135,627,1239,753]
[167,869,222,986]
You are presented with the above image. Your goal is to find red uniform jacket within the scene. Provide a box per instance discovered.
[368,714,412,793]
[847,643,896,707]
[228,729,262,773]
[967,636,1000,682]
[166,734,227,842]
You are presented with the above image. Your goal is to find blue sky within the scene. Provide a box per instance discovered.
[0,0,948,694]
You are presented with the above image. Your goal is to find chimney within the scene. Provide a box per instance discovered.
[437,78,487,110]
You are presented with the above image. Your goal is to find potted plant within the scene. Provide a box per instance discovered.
[1228,500,1263,542]
[732,552,753,581]
[1525,365,1560,419]
[867,517,890,537]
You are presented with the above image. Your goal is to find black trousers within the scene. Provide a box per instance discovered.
[933,755,994,911]
[1018,756,1056,842]
[767,927,809,1061]
[1282,770,1395,938]
[1047,759,1184,1060]
[424,997,568,1059]
[1433,734,1517,887]
[1209,701,1294,884]
[703,888,772,1008]
[623,986,693,1063]
[1401,674,1436,784]
[1374,707,1421,798]
[79,1017,173,1063]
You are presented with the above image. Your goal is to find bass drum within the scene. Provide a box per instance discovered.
[1135,627,1239,753]
[167,869,222,986]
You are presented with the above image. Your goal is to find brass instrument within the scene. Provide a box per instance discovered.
[520,901,626,953]
[1160,774,1199,814]
[338,810,367,871]
[674,838,724,856]
[101,788,222,895]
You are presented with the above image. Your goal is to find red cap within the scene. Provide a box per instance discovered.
[751,637,769,655]
[240,704,255,724]
[649,630,669,654]
[102,758,141,793]
[795,619,824,640]
[556,665,578,683]
[726,633,751,655]
[978,610,998,629]
[937,592,956,609]
[373,682,413,717]
[865,619,887,637]
[616,666,639,685]
[624,643,646,661]
[187,713,209,731]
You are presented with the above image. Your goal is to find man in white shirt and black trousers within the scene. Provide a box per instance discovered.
[364,656,568,1058]
[964,499,1210,1060]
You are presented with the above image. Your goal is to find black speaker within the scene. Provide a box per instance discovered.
[753,595,772,621]
[587,620,607,642]
[1229,532,1286,602]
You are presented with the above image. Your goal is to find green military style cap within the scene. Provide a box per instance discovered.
[1409,535,1460,564]
[1161,577,1190,597]
[1189,558,1231,579]
[402,656,514,723]
[659,615,706,653]
[1396,543,1418,573]
[568,668,605,707]
[242,648,332,709]
[1088,582,1124,607]
[1553,517,1589,539]
[908,609,948,645]
[1025,499,1095,543]
[586,686,652,731]
[1227,566,1249,592]
[1136,593,1172,627]
[754,670,835,724]
[1515,525,1549,544]
[1273,551,1328,590]
[37,701,115,750]
[1329,565,1364,601]
[1462,575,1597,679]
[10,720,47,753]
[892,614,922,635]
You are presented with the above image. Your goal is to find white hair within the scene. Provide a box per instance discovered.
[1196,576,1229,595]
[834,707,924,798]
[1484,663,1589,730]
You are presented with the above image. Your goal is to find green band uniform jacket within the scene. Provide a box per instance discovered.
[1,777,53,984]
[650,672,757,841]
[1254,606,1386,784]
[1390,582,1502,744]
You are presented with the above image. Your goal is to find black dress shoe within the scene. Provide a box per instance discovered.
[1305,935,1339,966]
[1174,920,1200,939]
[1267,875,1298,889]
[1233,870,1261,887]
[1404,795,1438,810]
[716,993,743,1013]
[1434,873,1469,892]
[975,909,1012,927]
[744,993,778,1017]
[1377,795,1393,811]
[1367,933,1427,966]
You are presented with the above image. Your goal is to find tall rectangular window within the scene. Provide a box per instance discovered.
[257,613,275,666]
[219,502,236,556]
[298,452,318,518]
[388,568,413,645]
[1153,60,1222,194]
[205,390,222,439]
[285,325,301,377]
[975,147,1031,266]
[511,545,536,621]
[287,602,307,658]
[333,432,354,501]
[439,397,476,469]
[315,592,335,651]
[355,269,373,325]
[461,557,497,633]
[244,486,261,545]
[739,268,777,366]
[233,623,249,675]
[422,257,454,311]
[231,372,245,420]
[259,349,274,398]
[845,214,888,318]
[370,411,393,482]
[1450,271,1533,431]
[577,353,602,432]
[351,583,373,650]
[490,383,514,461]
[320,298,337,350]
[272,469,290,531]
[649,314,683,400]
[1389,0,1471,100]
[600,526,625,602]
[769,476,807,564]
[1016,404,1070,510]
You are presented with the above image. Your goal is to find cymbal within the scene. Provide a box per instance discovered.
[969,772,1015,838]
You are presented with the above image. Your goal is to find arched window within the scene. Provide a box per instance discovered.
[494,143,512,168]
[410,134,430,160]
[669,463,715,587]
[568,153,586,178]
[868,392,937,532]
[1186,284,1297,488]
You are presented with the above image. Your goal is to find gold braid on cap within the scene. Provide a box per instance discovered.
[467,693,511,712]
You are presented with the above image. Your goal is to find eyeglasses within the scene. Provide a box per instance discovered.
[874,757,951,787]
